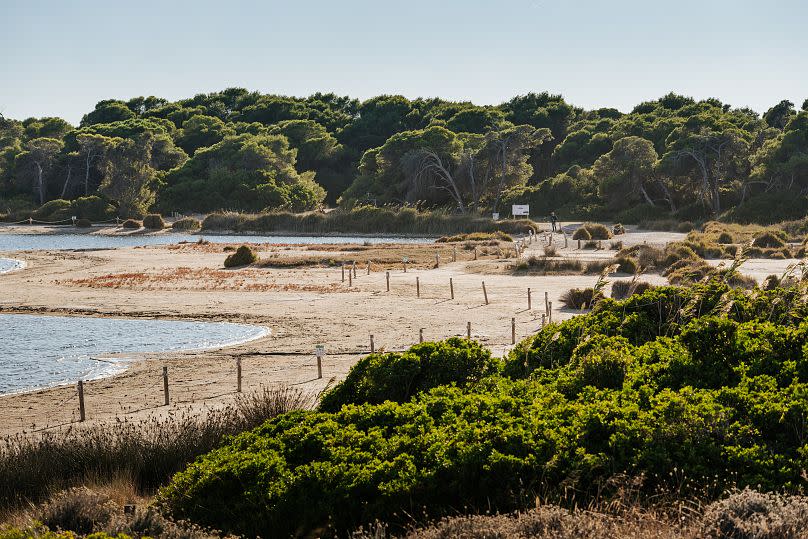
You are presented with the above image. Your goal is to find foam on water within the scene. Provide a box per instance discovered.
[0,314,268,395]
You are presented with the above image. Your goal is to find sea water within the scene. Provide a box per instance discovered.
[0,233,434,252]
[0,314,268,395]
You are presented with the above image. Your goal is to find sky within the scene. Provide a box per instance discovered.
[2,0,807,125]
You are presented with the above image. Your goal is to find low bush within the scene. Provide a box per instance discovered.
[717,231,734,244]
[542,244,557,257]
[571,227,591,240]
[319,338,499,412]
[121,219,141,229]
[581,222,612,239]
[171,217,201,231]
[559,287,603,309]
[752,231,787,248]
[513,256,583,274]
[610,279,653,300]
[142,214,165,230]
[74,218,92,228]
[223,245,257,267]
[613,256,638,274]
[676,220,696,233]
[436,231,512,243]
[33,199,72,222]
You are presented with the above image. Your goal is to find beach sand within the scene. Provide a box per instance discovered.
[0,227,782,436]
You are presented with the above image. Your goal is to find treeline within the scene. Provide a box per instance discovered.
[0,90,806,223]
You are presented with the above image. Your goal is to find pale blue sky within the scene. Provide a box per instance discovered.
[2,0,806,125]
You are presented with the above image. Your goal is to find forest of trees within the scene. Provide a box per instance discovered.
[1,89,806,223]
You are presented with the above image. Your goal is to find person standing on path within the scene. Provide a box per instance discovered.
[550,211,559,232]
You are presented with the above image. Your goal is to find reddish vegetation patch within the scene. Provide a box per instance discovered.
[60,267,347,293]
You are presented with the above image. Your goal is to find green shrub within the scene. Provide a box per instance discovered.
[223,245,257,267]
[74,218,92,228]
[752,231,786,248]
[121,219,141,229]
[319,338,499,412]
[436,231,513,243]
[142,214,165,230]
[159,281,808,537]
[171,217,202,231]
[559,287,602,309]
[34,199,72,221]
[71,196,115,221]
[572,227,591,240]
[676,221,696,233]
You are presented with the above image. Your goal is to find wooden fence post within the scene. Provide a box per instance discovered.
[367,260,371,275]
[353,261,357,278]
[236,358,242,393]
[419,328,424,343]
[452,246,457,262]
[549,301,553,323]
[545,291,549,315]
[564,234,568,248]
[473,247,477,260]
[542,314,546,328]
[386,271,390,292]
[163,366,169,406]
[348,269,352,287]
[404,260,407,272]
[578,239,581,249]
[449,277,454,300]
[77,380,85,422]
[467,321,472,339]
[370,335,375,353]
[435,252,440,268]
[341,265,345,282]
[416,276,420,298]
[511,317,516,345]
[527,287,532,310]
[482,281,488,305]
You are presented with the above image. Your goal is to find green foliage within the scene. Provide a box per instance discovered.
[74,218,92,228]
[319,338,500,412]
[572,227,591,240]
[142,213,165,230]
[223,245,257,267]
[752,231,787,248]
[159,281,808,537]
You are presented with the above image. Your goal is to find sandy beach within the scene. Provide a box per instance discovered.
[0,226,788,436]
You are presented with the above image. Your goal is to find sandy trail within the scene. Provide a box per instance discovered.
[0,228,790,436]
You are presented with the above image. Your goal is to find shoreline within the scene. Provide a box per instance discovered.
[0,311,272,399]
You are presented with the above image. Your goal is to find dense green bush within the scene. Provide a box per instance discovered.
[223,245,257,267]
[33,199,72,222]
[581,222,612,239]
[142,213,165,230]
[319,338,499,412]
[752,231,787,248]
[559,287,603,309]
[159,281,808,537]
[121,219,140,229]
[611,280,653,300]
[74,218,92,228]
[171,217,202,231]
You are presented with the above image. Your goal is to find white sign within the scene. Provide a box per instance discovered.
[512,204,530,216]
[492,212,500,221]
[315,345,325,358]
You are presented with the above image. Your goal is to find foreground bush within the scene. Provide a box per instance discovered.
[159,281,808,537]
[142,214,165,230]
[559,287,603,309]
[319,338,499,412]
[0,387,313,511]
[223,245,257,267]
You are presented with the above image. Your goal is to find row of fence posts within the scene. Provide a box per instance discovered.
[72,234,557,423]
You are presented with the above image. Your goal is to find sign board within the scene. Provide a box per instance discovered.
[492,212,500,221]
[402,256,409,263]
[512,204,530,216]
[315,345,325,358]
